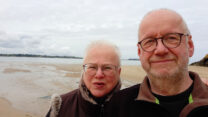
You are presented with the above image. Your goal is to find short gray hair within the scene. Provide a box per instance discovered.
[83,40,121,66]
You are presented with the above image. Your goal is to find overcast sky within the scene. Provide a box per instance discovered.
[0,0,208,63]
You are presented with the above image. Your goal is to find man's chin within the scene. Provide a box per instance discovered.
[149,70,176,79]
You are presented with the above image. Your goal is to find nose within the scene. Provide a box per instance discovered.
[94,67,104,78]
[154,39,169,55]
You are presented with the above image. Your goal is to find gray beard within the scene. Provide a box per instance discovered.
[148,64,188,80]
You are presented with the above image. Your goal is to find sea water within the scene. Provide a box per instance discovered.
[0,56,139,116]
[0,56,140,65]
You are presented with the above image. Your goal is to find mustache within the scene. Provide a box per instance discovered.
[150,56,175,63]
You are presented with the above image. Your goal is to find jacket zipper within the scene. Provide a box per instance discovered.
[99,104,104,117]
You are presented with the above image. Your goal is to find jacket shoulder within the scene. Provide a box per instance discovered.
[60,89,80,109]
[46,89,79,117]
[106,84,140,117]
[61,89,79,101]
[110,84,140,105]
[116,84,140,99]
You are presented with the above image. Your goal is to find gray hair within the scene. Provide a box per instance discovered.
[83,40,121,66]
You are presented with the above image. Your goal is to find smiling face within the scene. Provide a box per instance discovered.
[138,9,194,79]
[83,44,121,97]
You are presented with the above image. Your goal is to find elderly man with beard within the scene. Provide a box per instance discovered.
[46,40,121,117]
[108,9,208,117]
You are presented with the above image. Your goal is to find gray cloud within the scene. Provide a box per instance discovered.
[0,0,207,61]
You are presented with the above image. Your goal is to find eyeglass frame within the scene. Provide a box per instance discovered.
[137,33,189,52]
[82,63,119,76]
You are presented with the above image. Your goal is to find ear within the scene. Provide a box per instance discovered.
[187,35,194,57]
[137,43,141,56]
[118,67,121,75]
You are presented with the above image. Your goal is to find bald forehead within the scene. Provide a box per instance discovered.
[139,9,188,40]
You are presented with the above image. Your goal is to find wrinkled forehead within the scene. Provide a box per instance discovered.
[138,10,187,40]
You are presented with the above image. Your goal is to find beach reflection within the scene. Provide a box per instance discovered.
[0,57,140,116]
[0,59,82,116]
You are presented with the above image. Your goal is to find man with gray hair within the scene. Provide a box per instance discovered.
[46,40,121,117]
[109,8,208,117]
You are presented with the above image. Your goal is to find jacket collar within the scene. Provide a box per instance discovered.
[180,71,208,117]
[136,71,208,117]
[136,75,155,102]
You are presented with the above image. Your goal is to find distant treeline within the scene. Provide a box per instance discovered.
[0,54,83,59]
[128,58,140,61]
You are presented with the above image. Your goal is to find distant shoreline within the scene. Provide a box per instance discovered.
[127,58,140,61]
[0,54,140,61]
[0,54,83,59]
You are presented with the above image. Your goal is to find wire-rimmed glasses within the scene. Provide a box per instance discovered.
[83,63,118,76]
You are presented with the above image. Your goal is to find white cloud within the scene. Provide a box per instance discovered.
[0,0,207,61]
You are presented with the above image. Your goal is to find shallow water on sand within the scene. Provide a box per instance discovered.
[0,57,138,116]
[0,61,81,116]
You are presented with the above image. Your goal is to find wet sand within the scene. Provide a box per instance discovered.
[0,97,39,117]
[0,62,207,117]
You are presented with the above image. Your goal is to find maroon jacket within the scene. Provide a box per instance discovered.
[58,89,108,117]
[46,79,121,117]
[108,71,208,117]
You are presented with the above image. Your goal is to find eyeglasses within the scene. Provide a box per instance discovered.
[83,63,118,76]
[138,33,189,52]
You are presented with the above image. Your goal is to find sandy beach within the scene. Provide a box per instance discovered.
[0,61,208,117]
